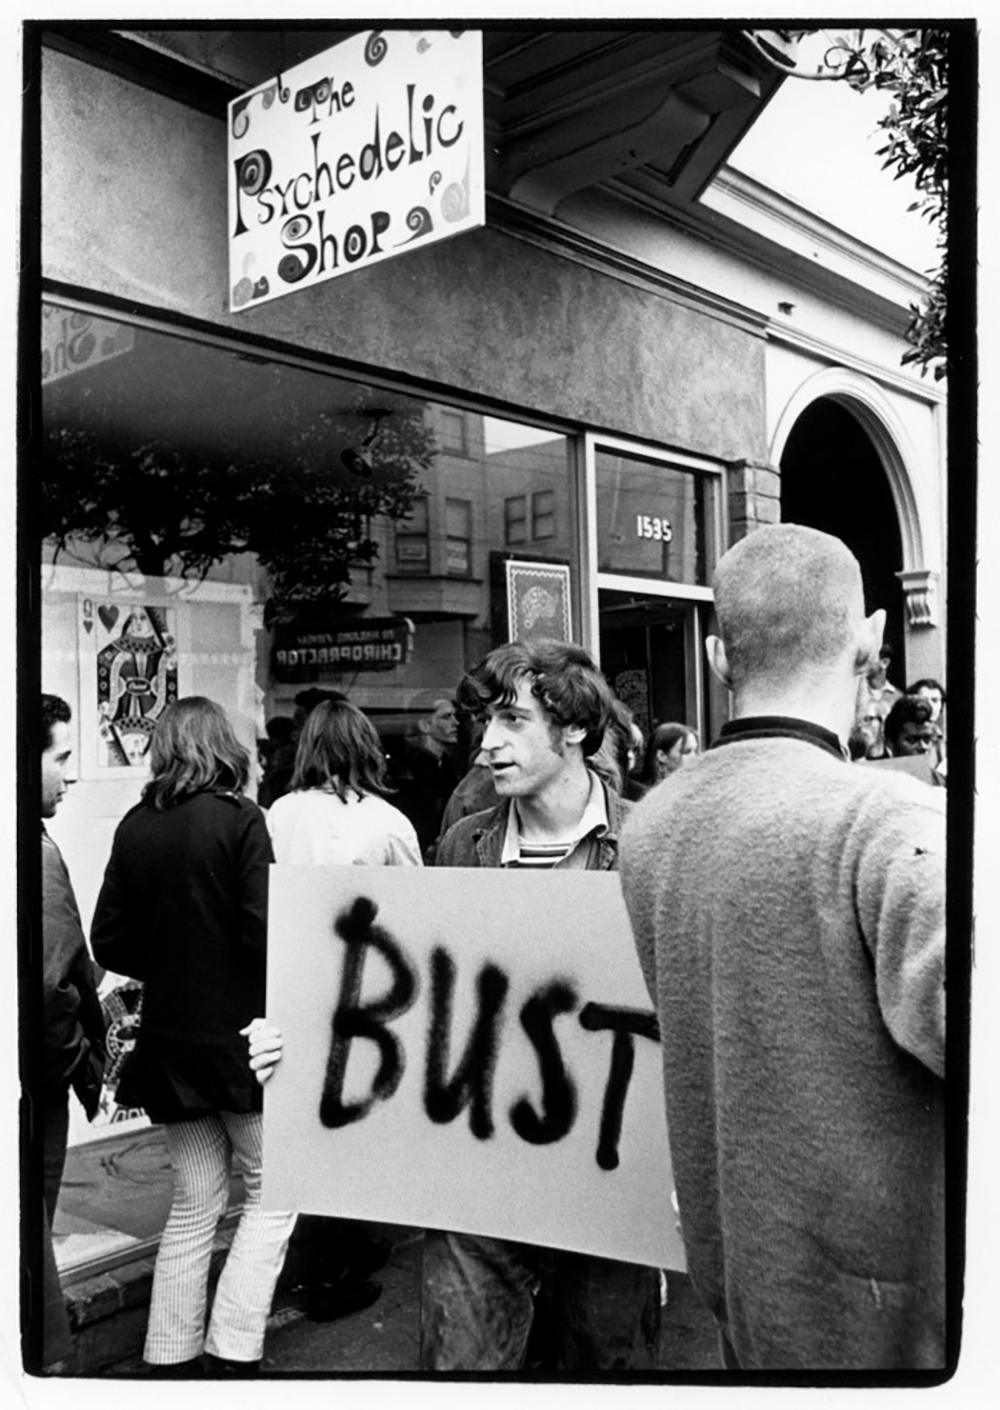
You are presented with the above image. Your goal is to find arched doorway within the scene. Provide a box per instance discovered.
[779,398,906,672]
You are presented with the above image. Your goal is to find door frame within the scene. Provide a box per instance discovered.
[579,431,725,733]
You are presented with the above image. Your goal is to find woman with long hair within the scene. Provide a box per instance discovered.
[91,697,295,1377]
[265,696,422,867]
[262,695,420,1321]
[642,721,700,787]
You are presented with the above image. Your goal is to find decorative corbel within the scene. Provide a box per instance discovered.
[895,568,940,629]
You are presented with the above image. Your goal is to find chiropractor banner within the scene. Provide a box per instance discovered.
[228,29,484,310]
[263,866,685,1270]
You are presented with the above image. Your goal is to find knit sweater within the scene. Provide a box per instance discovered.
[618,726,946,1371]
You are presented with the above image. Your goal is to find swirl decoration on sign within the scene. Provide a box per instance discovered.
[429,170,442,197]
[231,252,266,310]
[441,179,470,224]
[278,253,309,283]
[295,77,333,116]
[283,215,311,243]
[231,75,290,139]
[238,150,271,196]
[521,586,558,632]
[403,206,434,242]
[365,31,388,66]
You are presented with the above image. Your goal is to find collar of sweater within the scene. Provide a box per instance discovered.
[713,716,846,761]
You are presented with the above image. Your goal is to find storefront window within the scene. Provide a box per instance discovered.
[40,299,585,1275]
[595,446,718,585]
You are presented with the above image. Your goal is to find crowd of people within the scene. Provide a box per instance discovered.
[35,522,946,1377]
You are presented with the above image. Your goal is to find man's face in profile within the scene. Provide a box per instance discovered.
[424,700,458,747]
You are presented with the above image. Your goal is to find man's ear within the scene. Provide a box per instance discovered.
[854,609,886,676]
[706,635,733,690]
[564,722,588,750]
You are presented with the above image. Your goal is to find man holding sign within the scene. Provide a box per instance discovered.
[620,525,946,1370]
[421,641,662,1371]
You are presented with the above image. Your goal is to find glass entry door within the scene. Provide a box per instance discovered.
[598,588,709,748]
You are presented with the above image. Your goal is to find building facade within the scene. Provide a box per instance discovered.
[28,24,948,1291]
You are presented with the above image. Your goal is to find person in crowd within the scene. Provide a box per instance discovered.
[91,697,296,1378]
[852,697,889,760]
[884,693,938,759]
[619,524,945,1371]
[267,696,422,869]
[37,694,107,1374]
[858,641,901,730]
[246,642,663,1370]
[265,695,421,1321]
[591,695,647,801]
[908,677,947,742]
[436,710,500,840]
[391,692,461,860]
[642,721,700,786]
[424,640,662,1371]
[256,715,297,809]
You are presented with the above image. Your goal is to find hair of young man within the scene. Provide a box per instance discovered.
[643,721,697,782]
[291,697,393,801]
[907,677,947,705]
[143,696,250,809]
[459,640,613,758]
[884,693,934,749]
[589,696,637,794]
[41,694,71,752]
[711,524,867,693]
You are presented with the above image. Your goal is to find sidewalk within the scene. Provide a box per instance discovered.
[95,1226,722,1378]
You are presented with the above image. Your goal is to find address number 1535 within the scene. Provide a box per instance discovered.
[636,514,673,542]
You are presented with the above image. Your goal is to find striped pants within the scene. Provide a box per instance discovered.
[144,1111,295,1366]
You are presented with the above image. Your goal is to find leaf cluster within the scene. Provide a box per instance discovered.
[783,27,950,378]
[41,394,435,608]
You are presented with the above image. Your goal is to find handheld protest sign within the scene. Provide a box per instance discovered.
[263,865,684,1271]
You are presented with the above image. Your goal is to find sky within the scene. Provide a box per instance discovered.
[729,45,939,273]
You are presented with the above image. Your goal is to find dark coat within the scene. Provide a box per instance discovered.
[91,789,272,1123]
[42,829,107,1119]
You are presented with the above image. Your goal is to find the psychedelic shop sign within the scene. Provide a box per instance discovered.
[228,29,484,311]
[263,867,685,1270]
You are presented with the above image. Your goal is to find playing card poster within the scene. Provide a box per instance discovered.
[78,597,189,777]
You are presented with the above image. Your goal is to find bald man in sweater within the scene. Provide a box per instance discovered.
[619,524,945,1372]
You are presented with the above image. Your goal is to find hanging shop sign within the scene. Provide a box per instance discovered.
[272,615,414,680]
[228,29,484,311]
[264,866,685,1271]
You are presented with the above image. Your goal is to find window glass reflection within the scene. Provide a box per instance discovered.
[595,448,715,585]
[41,301,579,768]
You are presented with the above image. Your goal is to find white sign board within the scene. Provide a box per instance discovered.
[228,29,484,310]
[263,866,685,1271]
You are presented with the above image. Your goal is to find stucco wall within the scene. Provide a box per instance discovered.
[41,47,767,463]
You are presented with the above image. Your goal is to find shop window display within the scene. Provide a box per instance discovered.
[39,301,581,1279]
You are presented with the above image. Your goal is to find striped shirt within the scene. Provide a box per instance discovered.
[499,770,610,869]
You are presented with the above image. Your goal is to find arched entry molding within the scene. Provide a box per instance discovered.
[770,368,939,629]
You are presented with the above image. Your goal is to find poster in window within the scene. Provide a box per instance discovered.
[78,598,189,778]
[492,555,573,646]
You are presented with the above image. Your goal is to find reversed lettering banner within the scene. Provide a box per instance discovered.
[263,866,685,1271]
[228,29,484,310]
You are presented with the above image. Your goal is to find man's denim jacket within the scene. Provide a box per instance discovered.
[435,773,632,872]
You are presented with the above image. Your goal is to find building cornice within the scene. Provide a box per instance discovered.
[487,194,770,340]
[699,166,932,309]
